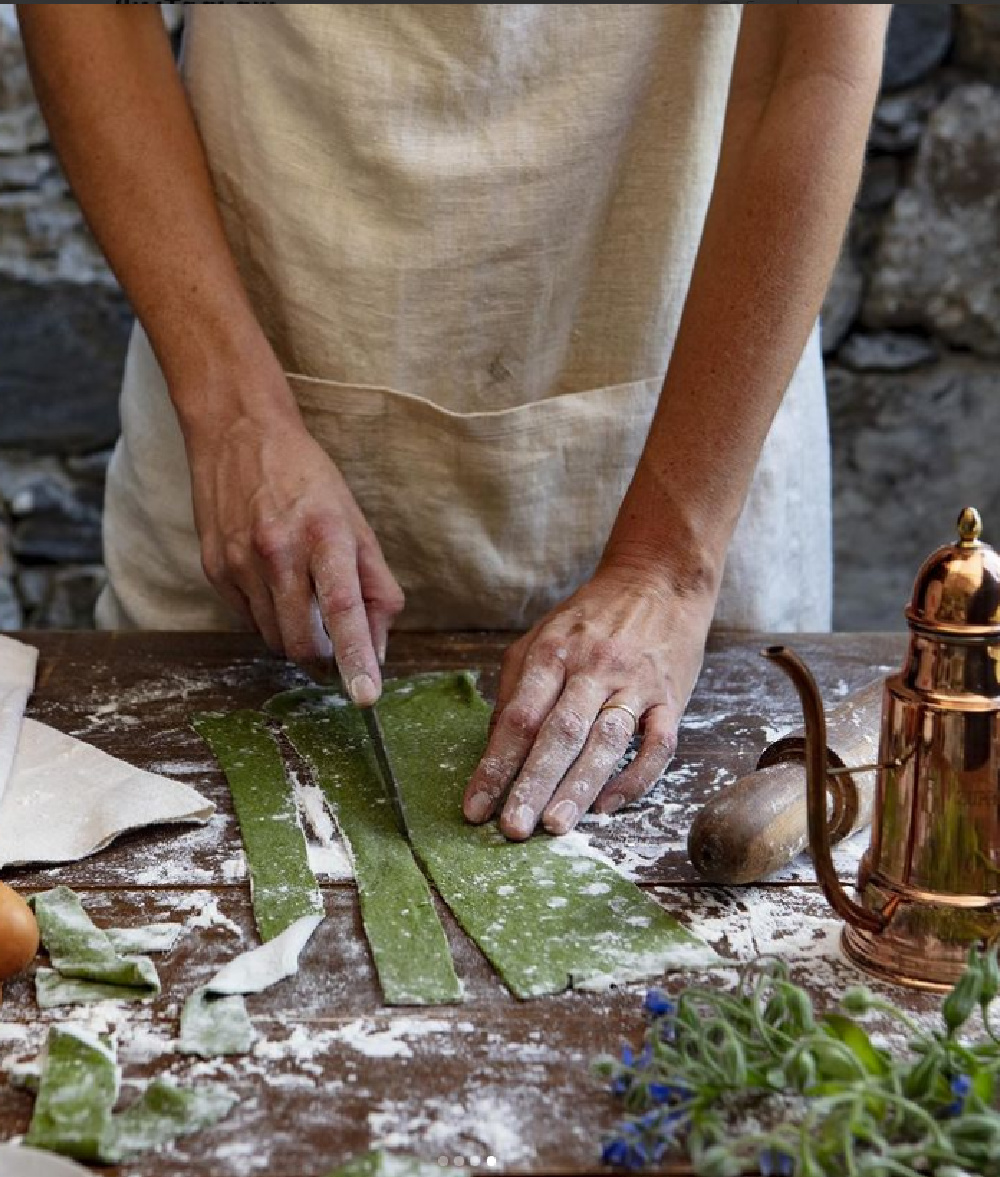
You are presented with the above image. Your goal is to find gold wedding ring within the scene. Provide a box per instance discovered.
[598,701,639,734]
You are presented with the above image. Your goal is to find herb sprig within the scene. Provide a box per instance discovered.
[594,948,1000,1175]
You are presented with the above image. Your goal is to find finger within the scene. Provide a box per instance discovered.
[369,613,389,667]
[592,704,678,815]
[542,700,640,835]
[211,573,256,631]
[498,673,608,842]
[357,540,404,666]
[489,633,534,735]
[311,543,382,706]
[241,572,284,655]
[201,539,256,630]
[271,575,335,668]
[462,652,566,826]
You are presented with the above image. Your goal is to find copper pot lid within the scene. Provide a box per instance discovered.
[905,507,1000,637]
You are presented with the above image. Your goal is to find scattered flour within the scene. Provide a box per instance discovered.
[220,852,248,883]
[369,1090,535,1165]
[147,760,216,777]
[332,1017,467,1060]
[307,843,353,879]
[294,775,354,880]
[177,893,243,937]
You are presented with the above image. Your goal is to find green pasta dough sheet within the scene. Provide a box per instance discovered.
[24,1027,119,1161]
[268,691,462,1006]
[194,710,324,942]
[178,988,257,1058]
[29,887,160,1006]
[325,1150,455,1177]
[34,969,156,1010]
[23,1027,235,1163]
[272,673,717,1000]
[100,1079,238,1163]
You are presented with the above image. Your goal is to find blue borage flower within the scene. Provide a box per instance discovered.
[943,1072,973,1118]
[759,1148,795,1177]
[649,1082,692,1105]
[619,1044,653,1068]
[644,989,675,1018]
[601,1138,629,1167]
[601,1135,647,1170]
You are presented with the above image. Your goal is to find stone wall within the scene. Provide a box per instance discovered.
[1,5,999,632]
[826,4,1000,629]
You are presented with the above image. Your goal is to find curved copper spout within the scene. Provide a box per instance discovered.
[763,646,886,934]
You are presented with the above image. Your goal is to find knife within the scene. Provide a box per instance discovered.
[361,705,410,839]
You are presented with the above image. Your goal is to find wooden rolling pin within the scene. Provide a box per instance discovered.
[687,678,884,883]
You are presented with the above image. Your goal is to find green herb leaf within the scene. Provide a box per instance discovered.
[820,1014,891,1078]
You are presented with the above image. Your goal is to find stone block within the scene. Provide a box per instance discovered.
[18,564,105,629]
[821,244,864,355]
[838,332,937,373]
[881,5,954,92]
[864,84,1000,358]
[954,5,1000,80]
[0,276,129,454]
[829,355,1000,630]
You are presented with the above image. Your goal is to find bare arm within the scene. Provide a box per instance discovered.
[16,5,401,701]
[608,3,890,596]
[465,3,889,840]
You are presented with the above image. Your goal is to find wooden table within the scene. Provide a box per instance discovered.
[0,630,941,1177]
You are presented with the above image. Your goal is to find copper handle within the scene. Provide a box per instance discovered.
[764,646,886,934]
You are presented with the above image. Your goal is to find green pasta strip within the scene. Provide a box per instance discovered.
[178,988,257,1058]
[269,677,715,998]
[23,1027,235,1163]
[326,1151,455,1177]
[194,710,324,942]
[386,673,717,995]
[34,969,156,1010]
[29,887,160,1002]
[267,692,462,1006]
[105,923,185,955]
[24,1027,119,1161]
[101,1079,237,1163]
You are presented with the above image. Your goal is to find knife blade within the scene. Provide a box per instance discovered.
[361,705,409,839]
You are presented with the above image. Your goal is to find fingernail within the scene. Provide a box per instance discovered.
[544,800,579,835]
[465,791,494,824]
[377,635,387,666]
[506,804,535,840]
[349,673,377,707]
[602,793,626,815]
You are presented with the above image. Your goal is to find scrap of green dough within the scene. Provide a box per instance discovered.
[34,968,157,1010]
[178,988,257,1058]
[23,1026,235,1163]
[194,710,324,942]
[29,887,160,1003]
[267,693,462,1006]
[106,923,185,954]
[279,674,716,999]
[326,1151,454,1177]
[24,1027,119,1161]
[100,1079,237,1163]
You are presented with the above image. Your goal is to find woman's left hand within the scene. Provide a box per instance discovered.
[462,559,717,840]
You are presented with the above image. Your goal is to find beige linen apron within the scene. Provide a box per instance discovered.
[98,4,831,634]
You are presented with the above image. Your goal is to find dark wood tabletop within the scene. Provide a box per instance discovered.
[0,629,936,1177]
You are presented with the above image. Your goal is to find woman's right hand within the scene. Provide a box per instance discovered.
[15,7,403,700]
[185,377,404,705]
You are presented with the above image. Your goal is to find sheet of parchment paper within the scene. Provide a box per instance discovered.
[0,633,38,808]
[0,635,214,870]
